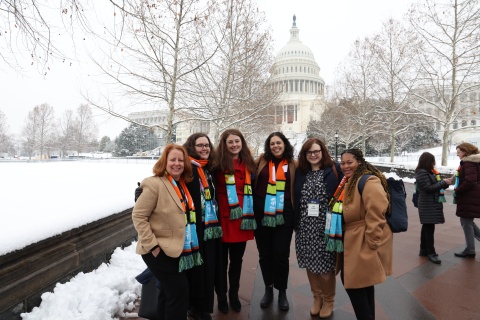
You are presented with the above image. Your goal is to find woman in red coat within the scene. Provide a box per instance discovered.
[214,129,256,313]
[454,142,480,258]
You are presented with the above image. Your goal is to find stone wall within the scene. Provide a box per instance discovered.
[0,209,136,320]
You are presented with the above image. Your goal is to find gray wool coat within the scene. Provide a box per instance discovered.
[415,169,449,225]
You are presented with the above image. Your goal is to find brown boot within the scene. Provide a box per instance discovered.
[306,270,323,316]
[319,271,335,318]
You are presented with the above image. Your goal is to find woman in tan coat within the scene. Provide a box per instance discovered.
[334,148,393,320]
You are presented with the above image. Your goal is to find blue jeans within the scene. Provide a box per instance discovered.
[460,217,480,253]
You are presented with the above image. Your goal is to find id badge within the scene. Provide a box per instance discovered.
[325,209,332,230]
[307,199,320,217]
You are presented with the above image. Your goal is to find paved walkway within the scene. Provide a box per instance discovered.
[124,184,480,319]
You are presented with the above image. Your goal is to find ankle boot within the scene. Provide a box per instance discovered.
[217,295,228,314]
[307,270,323,316]
[260,285,274,308]
[319,272,335,318]
[229,291,241,312]
[278,289,289,311]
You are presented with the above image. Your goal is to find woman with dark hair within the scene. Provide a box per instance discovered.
[132,144,200,319]
[293,138,342,318]
[453,142,480,258]
[415,152,452,264]
[335,148,392,320]
[253,132,296,311]
[214,129,256,313]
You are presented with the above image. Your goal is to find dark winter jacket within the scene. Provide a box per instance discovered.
[293,162,343,229]
[415,169,449,224]
[455,154,480,219]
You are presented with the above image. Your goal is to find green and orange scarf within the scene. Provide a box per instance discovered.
[432,169,446,203]
[167,175,203,272]
[263,159,288,227]
[225,168,256,230]
[325,176,347,252]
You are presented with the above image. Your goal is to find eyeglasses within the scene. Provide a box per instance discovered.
[195,144,210,149]
[306,150,321,156]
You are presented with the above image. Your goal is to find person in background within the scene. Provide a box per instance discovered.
[293,138,342,318]
[213,129,256,313]
[415,152,453,264]
[335,148,392,320]
[453,142,480,258]
[253,132,296,311]
[132,144,201,319]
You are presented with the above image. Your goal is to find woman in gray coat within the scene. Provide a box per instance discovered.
[414,152,453,264]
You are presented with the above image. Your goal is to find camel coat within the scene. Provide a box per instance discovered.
[337,175,393,289]
[132,176,187,257]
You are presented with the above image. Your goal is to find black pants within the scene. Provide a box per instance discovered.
[142,251,189,320]
[254,197,294,290]
[341,269,375,320]
[217,241,247,299]
[420,223,436,255]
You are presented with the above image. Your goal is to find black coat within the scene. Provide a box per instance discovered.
[455,154,480,219]
[415,169,448,224]
[293,163,343,229]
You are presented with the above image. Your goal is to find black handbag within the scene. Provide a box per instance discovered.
[412,182,419,208]
[138,276,161,320]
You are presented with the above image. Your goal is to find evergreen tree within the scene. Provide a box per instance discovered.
[114,124,158,157]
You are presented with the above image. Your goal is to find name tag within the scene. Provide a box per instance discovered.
[307,199,320,217]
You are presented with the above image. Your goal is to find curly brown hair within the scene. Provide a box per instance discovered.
[340,148,390,206]
[456,142,479,157]
[183,133,217,169]
[152,144,193,183]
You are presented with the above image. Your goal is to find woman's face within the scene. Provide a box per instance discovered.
[340,152,360,178]
[226,134,242,158]
[166,149,185,180]
[194,137,210,160]
[456,148,466,160]
[270,135,285,158]
[306,143,322,168]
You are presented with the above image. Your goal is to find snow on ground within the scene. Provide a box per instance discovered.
[0,147,461,320]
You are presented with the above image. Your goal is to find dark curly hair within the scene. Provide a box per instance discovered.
[340,148,390,206]
[298,138,335,173]
[263,132,294,162]
[215,129,256,174]
[183,133,217,170]
[456,142,479,157]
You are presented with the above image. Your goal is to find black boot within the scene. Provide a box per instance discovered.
[229,291,241,312]
[217,295,228,314]
[278,289,289,311]
[260,286,274,308]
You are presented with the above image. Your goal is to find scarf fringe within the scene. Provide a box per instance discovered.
[439,196,446,203]
[240,218,257,230]
[262,215,277,227]
[203,226,223,240]
[325,237,344,252]
[230,206,243,220]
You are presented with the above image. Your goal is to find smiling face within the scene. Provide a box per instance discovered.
[195,136,210,160]
[269,135,285,158]
[166,149,184,180]
[306,143,322,170]
[226,134,242,159]
[340,152,360,178]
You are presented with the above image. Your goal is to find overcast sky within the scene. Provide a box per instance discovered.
[1,0,414,140]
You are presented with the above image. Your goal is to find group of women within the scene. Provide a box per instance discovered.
[132,129,395,320]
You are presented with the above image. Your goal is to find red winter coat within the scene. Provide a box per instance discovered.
[455,154,480,219]
[215,159,254,243]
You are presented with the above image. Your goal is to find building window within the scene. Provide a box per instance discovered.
[275,106,283,124]
[462,120,467,127]
[453,121,458,129]
[471,120,476,126]
[286,105,297,123]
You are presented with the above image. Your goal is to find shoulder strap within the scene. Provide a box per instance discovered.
[357,174,372,196]
[332,162,339,181]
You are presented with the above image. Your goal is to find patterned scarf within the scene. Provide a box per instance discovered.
[325,176,347,252]
[167,175,203,272]
[262,159,288,227]
[432,169,446,203]
[453,165,460,204]
[224,168,256,230]
[190,157,223,240]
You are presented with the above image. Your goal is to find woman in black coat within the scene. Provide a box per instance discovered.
[414,152,452,264]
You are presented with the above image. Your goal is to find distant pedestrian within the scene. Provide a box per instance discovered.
[453,142,480,258]
[415,152,453,264]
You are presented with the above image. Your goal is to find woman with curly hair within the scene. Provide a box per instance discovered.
[253,132,296,311]
[333,148,393,320]
[453,142,480,258]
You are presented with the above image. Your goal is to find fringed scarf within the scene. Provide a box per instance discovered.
[432,169,446,203]
[225,168,256,230]
[191,157,223,240]
[167,175,203,272]
[262,159,288,227]
[453,165,460,204]
[325,176,347,252]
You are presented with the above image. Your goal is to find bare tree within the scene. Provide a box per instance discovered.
[58,109,76,157]
[0,110,12,154]
[409,0,480,165]
[22,103,55,158]
[73,104,97,154]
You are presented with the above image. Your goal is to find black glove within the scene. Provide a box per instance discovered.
[134,182,143,202]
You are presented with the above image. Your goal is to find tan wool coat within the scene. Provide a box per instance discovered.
[337,175,393,289]
[132,176,186,257]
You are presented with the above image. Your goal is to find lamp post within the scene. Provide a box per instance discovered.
[335,131,339,161]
